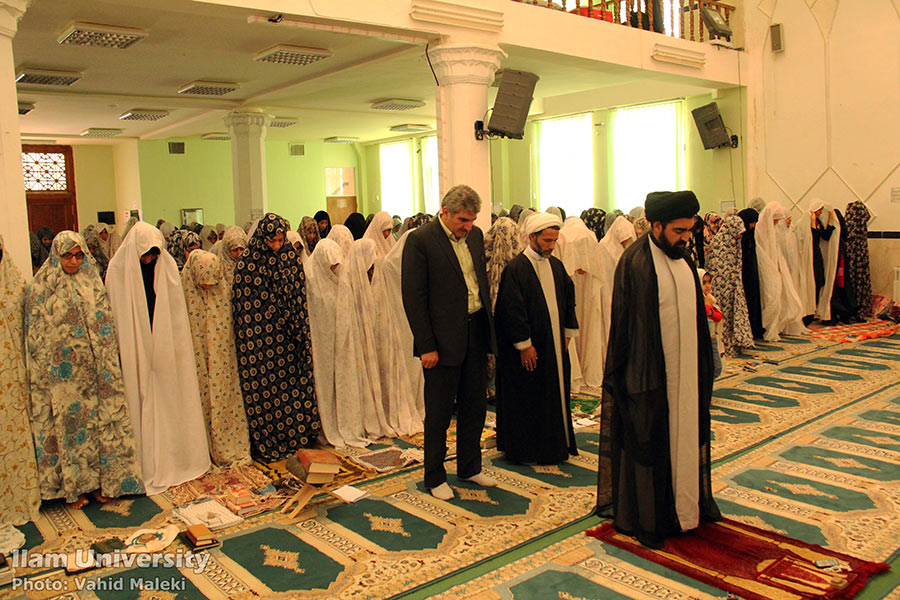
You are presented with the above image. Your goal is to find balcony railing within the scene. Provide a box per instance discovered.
[511,0,735,44]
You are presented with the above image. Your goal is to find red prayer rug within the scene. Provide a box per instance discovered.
[809,319,899,343]
[587,519,889,600]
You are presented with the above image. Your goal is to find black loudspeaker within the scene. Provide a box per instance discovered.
[691,102,730,150]
[487,70,539,139]
[97,211,115,225]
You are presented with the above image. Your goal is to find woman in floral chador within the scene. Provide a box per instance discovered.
[24,231,143,508]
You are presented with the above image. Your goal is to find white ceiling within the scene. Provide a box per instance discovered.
[14,0,719,143]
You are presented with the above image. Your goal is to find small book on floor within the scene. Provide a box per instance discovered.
[186,524,215,545]
[179,531,220,551]
[0,554,14,587]
[296,449,342,475]
[332,485,369,503]
[91,537,126,555]
[65,552,96,574]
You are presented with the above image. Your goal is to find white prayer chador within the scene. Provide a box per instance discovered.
[790,215,817,317]
[95,222,121,260]
[105,222,210,494]
[755,203,808,341]
[327,224,354,259]
[373,230,426,423]
[305,239,370,448]
[347,239,396,439]
[598,215,637,350]
[649,238,700,531]
[554,217,607,391]
[363,211,396,259]
[812,200,842,321]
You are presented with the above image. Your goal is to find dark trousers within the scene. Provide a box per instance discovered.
[423,310,488,488]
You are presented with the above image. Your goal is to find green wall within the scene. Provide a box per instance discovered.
[73,145,116,229]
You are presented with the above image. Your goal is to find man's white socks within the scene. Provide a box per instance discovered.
[430,482,454,500]
[461,473,497,487]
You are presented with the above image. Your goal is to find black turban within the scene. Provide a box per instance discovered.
[737,208,759,228]
[644,191,700,223]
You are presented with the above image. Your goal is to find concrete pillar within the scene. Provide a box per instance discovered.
[112,140,142,235]
[225,110,267,226]
[0,0,31,277]
[429,43,506,230]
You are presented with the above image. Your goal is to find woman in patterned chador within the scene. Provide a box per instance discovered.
[24,231,144,508]
[232,213,320,460]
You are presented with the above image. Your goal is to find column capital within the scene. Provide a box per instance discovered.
[0,0,30,39]
[428,43,507,86]
[224,110,268,131]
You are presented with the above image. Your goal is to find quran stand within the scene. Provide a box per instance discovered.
[280,483,319,519]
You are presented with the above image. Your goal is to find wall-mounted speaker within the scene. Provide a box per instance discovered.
[770,23,784,53]
[691,102,731,150]
[487,70,539,140]
[97,211,115,225]
[168,141,185,155]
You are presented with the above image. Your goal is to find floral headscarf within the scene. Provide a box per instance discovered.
[484,217,522,310]
[704,212,723,245]
[707,215,755,356]
[167,229,201,272]
[580,208,607,242]
[843,201,872,319]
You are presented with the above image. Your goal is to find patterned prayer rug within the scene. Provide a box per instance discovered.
[587,519,889,600]
[810,320,900,343]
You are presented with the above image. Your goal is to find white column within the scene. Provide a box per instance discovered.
[0,1,31,277]
[429,43,506,230]
[225,110,268,226]
[112,140,142,234]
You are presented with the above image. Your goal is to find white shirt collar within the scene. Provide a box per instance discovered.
[524,245,546,262]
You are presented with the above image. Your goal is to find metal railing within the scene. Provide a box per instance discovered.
[511,0,735,44]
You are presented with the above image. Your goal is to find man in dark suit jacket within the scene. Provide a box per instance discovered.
[402,184,498,500]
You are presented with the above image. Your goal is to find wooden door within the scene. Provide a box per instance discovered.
[22,144,78,234]
[326,196,357,227]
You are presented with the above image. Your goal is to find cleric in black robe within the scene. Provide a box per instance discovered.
[495,213,579,465]
[596,190,720,549]
[737,208,765,338]
[829,209,858,323]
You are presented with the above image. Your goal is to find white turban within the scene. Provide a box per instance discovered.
[523,213,563,236]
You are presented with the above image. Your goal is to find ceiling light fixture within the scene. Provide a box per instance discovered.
[254,44,332,66]
[269,117,298,128]
[201,132,231,141]
[15,68,82,86]
[18,102,35,115]
[81,128,123,138]
[323,136,359,144]
[390,124,432,133]
[178,80,240,96]
[371,98,426,111]
[119,109,170,121]
[57,22,148,49]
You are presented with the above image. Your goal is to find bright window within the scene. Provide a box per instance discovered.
[536,113,593,215]
[609,100,684,214]
[379,140,415,217]
[421,136,440,214]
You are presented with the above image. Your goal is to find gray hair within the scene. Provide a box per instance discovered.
[441,184,482,215]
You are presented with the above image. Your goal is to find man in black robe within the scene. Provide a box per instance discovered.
[597,190,721,549]
[495,213,579,464]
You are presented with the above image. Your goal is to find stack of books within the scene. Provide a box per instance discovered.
[221,486,261,517]
[0,554,14,587]
[295,449,342,484]
[182,524,220,551]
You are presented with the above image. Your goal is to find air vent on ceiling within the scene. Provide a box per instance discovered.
[269,117,298,128]
[323,136,359,144]
[178,80,239,96]
[81,128,123,138]
[289,143,305,157]
[201,132,231,141]
[57,22,148,49]
[168,142,186,154]
[16,68,82,86]
[371,98,426,111]
[390,123,432,133]
[119,108,169,121]
[254,44,332,66]
[18,102,34,115]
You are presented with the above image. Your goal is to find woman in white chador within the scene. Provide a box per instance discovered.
[811,200,842,322]
[597,214,637,348]
[755,203,808,341]
[306,239,370,448]
[105,222,211,494]
[347,239,398,439]
[554,217,608,392]
[363,211,396,259]
[372,230,426,425]
[790,210,817,319]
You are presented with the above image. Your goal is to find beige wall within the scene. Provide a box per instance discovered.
[73,145,117,230]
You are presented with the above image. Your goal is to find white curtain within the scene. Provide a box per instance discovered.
[421,136,440,214]
[537,113,594,216]
[379,140,415,217]
[610,100,683,214]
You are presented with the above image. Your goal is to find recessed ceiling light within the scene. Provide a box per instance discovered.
[178,80,239,96]
[269,117,298,128]
[323,136,359,144]
[81,128,123,138]
[57,22,148,49]
[254,44,332,66]
[18,102,35,115]
[371,98,426,111]
[201,132,231,141]
[119,109,169,121]
[390,124,432,133]
[15,68,82,86]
